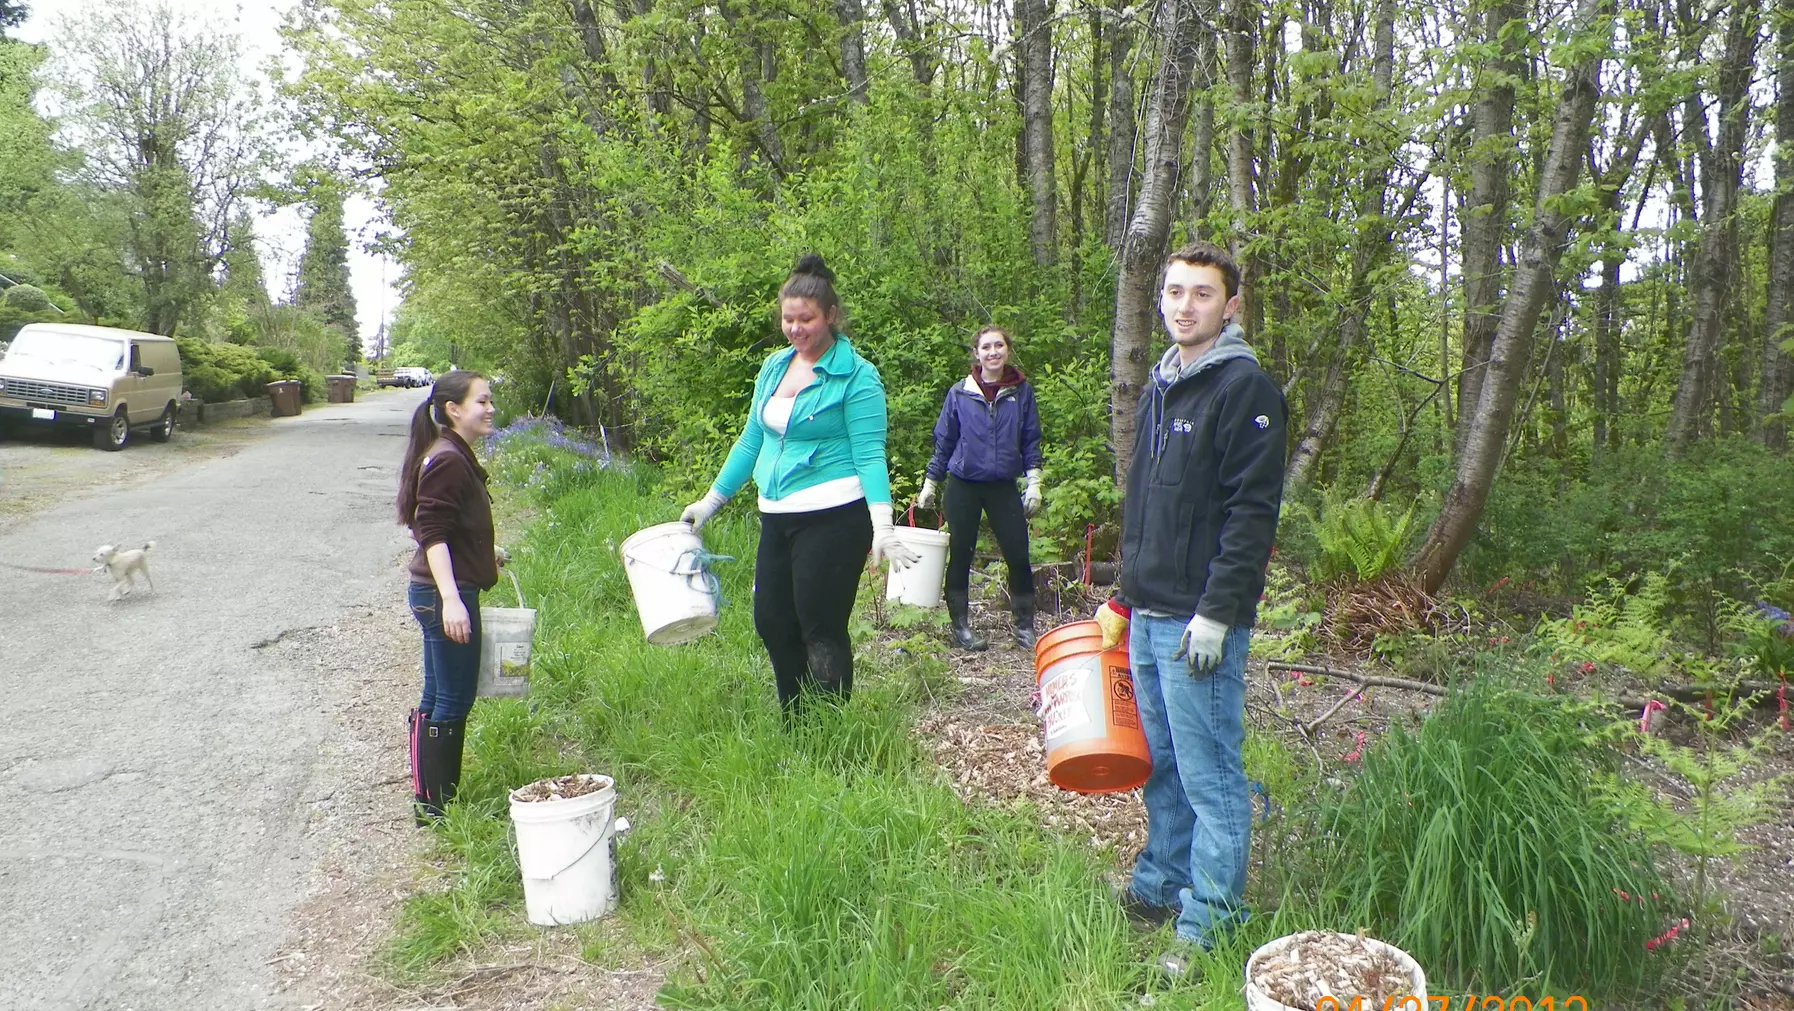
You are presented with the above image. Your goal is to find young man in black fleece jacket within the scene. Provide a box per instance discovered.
[1102,241,1287,962]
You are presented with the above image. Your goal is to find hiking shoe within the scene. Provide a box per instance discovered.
[1110,880,1177,931]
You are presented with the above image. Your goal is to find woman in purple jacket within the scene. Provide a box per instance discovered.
[917,325,1044,650]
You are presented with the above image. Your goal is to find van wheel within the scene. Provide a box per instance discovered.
[95,408,130,451]
[149,403,175,442]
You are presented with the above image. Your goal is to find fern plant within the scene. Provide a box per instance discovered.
[1296,486,1418,583]
[1537,570,1681,677]
[1592,694,1790,914]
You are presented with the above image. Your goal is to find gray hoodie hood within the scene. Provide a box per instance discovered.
[1153,322,1256,386]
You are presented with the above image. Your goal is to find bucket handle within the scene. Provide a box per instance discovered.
[904,502,943,530]
[673,546,734,609]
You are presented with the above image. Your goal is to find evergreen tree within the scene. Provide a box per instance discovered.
[292,184,360,358]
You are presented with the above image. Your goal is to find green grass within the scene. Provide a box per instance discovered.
[389,432,1688,1008]
[392,441,1298,1007]
[1301,680,1672,1000]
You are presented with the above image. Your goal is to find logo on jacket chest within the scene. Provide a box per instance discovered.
[1171,418,1194,434]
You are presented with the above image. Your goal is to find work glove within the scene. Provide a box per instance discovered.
[495,546,511,568]
[917,477,939,510]
[1095,598,1131,650]
[869,502,922,571]
[680,489,728,531]
[1174,613,1228,674]
[1021,468,1043,518]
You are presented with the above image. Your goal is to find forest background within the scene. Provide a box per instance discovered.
[3,0,1794,608]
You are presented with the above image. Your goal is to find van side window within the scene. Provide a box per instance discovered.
[130,344,143,372]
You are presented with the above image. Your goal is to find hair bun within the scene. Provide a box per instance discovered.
[792,253,834,282]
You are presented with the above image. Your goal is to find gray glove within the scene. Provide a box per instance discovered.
[917,477,939,510]
[1021,468,1043,518]
[1173,613,1228,674]
[680,489,728,531]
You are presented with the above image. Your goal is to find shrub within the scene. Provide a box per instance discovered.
[1464,440,1794,631]
[2,284,52,312]
[1303,681,1669,997]
[1285,484,1417,583]
[175,337,278,402]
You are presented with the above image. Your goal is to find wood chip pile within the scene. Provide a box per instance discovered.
[1249,931,1417,1011]
[918,717,1148,861]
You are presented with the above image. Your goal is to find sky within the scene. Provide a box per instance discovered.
[16,0,402,354]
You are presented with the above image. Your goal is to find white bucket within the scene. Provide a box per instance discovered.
[478,570,535,698]
[1244,932,1427,1011]
[509,774,620,926]
[620,522,721,645]
[884,526,952,608]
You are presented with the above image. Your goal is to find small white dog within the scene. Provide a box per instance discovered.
[93,541,156,601]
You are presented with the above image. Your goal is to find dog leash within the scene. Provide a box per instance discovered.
[0,560,93,576]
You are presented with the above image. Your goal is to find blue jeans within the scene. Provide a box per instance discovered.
[409,582,482,722]
[1126,613,1252,947]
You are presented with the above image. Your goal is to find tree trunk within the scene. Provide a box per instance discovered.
[1591,250,1623,455]
[1762,0,1794,450]
[881,0,935,85]
[1018,0,1057,264]
[1104,8,1135,248]
[1222,0,1257,314]
[1185,35,1216,233]
[1282,0,1397,491]
[837,0,870,104]
[1411,0,1610,594]
[1452,0,1524,461]
[1666,0,1759,449]
[720,0,784,173]
[1108,0,1213,478]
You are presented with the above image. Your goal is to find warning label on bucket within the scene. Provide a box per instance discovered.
[1109,675,1139,729]
[1039,665,1093,738]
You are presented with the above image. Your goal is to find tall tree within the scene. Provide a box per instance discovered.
[1761,0,1794,450]
[1017,0,1057,265]
[1411,0,1612,593]
[1108,0,1214,477]
[1283,0,1405,490]
[48,0,270,336]
[1665,0,1762,448]
[1451,0,1524,461]
[1104,2,1136,248]
[293,183,359,350]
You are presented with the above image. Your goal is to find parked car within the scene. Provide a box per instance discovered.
[0,323,183,450]
[394,367,434,388]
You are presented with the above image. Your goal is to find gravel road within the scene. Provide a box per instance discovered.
[0,389,426,1010]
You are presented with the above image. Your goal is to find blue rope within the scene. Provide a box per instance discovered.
[675,547,735,611]
[1248,780,1278,824]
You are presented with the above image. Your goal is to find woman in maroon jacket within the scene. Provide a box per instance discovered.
[396,370,499,823]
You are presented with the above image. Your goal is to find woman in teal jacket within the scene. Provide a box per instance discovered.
[681,255,919,713]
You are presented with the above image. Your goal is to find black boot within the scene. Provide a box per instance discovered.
[415,717,466,824]
[1010,592,1038,650]
[946,589,988,651]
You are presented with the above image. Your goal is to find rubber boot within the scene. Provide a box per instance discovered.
[415,717,466,823]
[946,589,987,651]
[1010,591,1038,650]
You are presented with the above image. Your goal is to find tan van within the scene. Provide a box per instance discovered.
[0,323,184,450]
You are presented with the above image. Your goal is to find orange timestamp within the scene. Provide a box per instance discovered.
[1315,999,1589,1011]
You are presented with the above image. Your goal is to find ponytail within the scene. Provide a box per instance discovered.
[396,369,484,525]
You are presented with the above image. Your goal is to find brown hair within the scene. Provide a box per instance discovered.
[396,369,485,526]
[1164,240,1241,301]
[778,253,841,320]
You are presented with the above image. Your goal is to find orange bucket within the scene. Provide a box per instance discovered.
[1033,621,1151,794]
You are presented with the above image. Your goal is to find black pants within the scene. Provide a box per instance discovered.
[944,475,1034,597]
[754,500,874,711]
